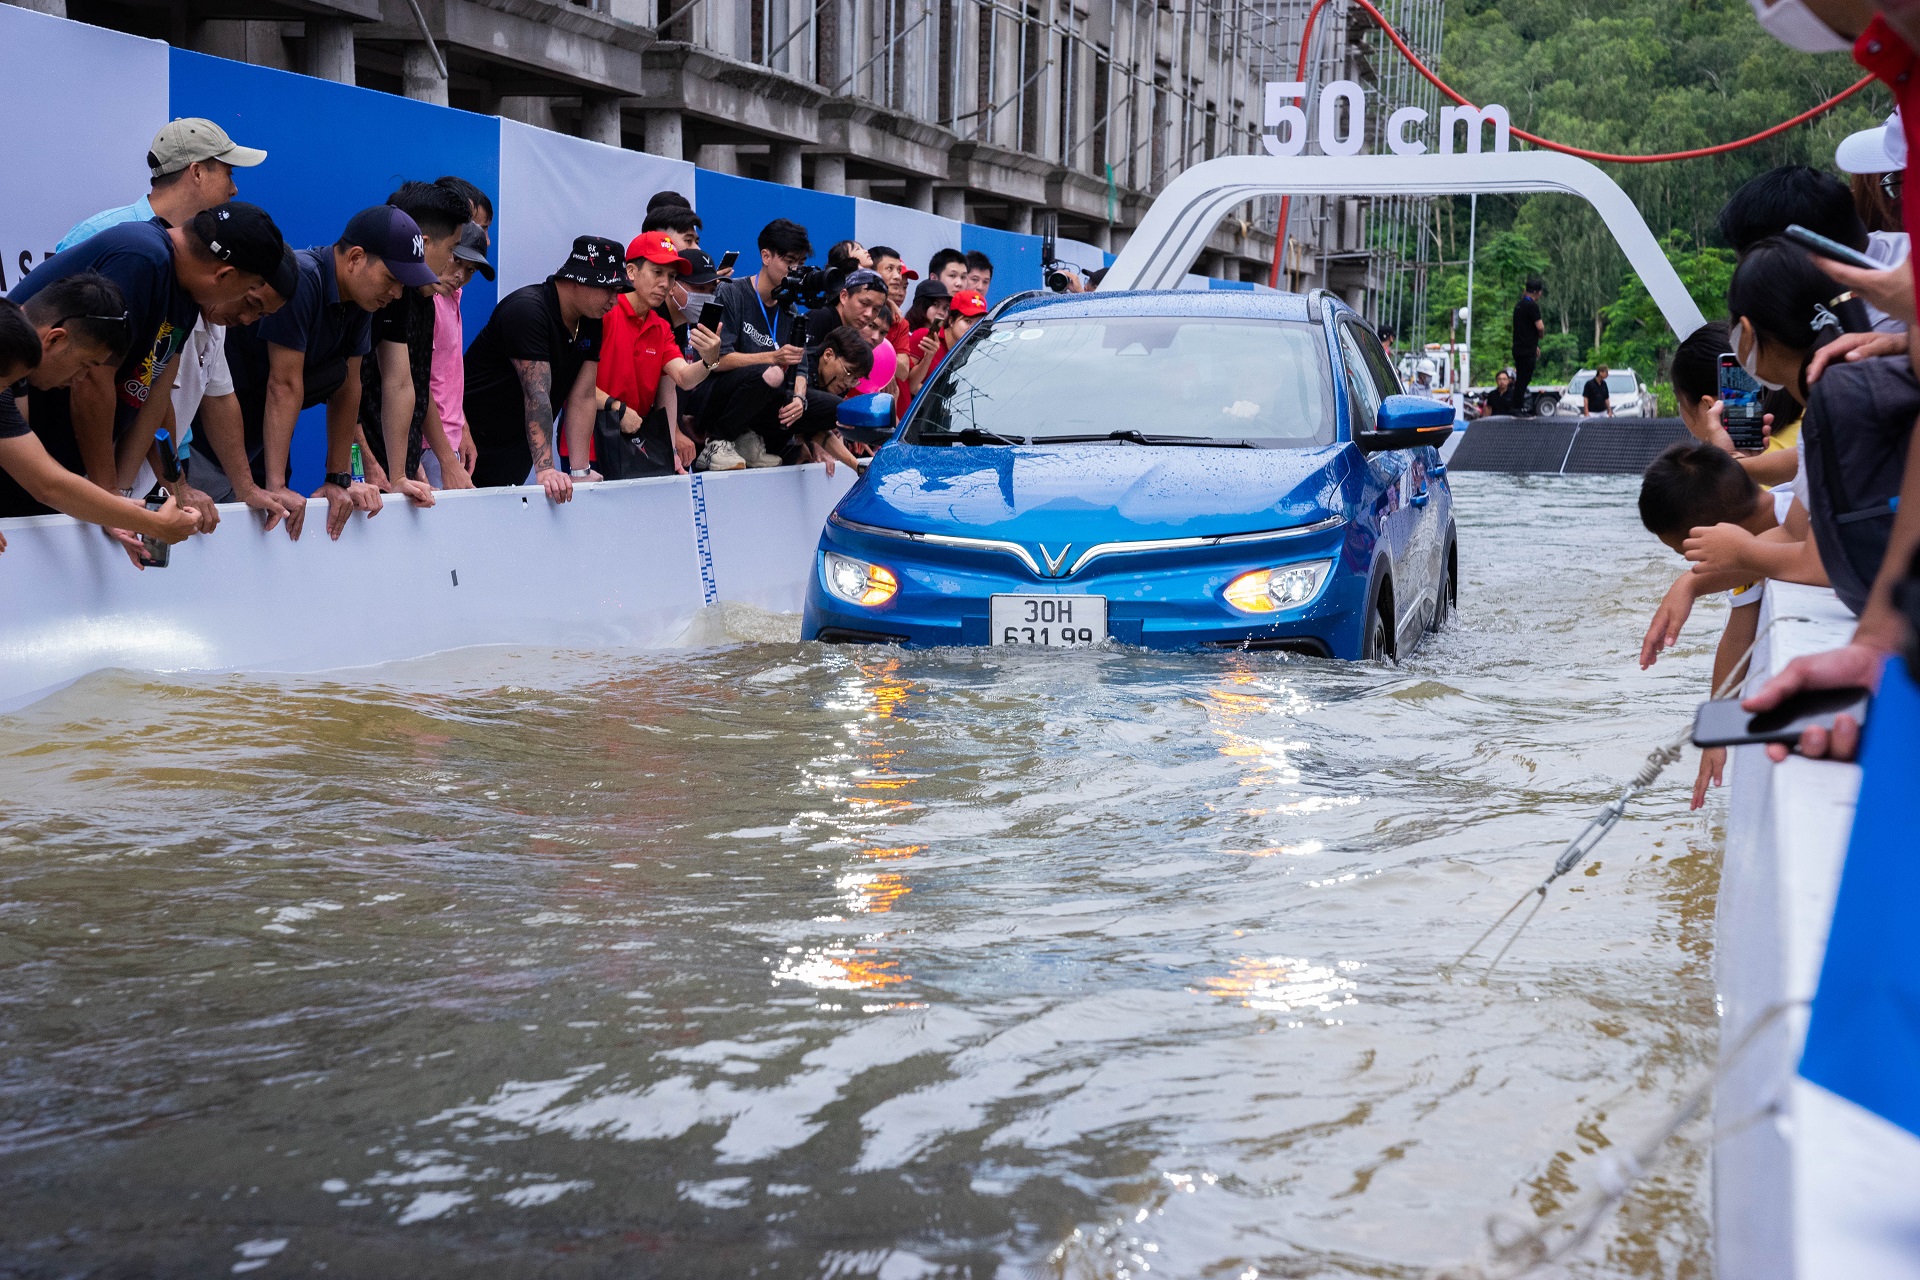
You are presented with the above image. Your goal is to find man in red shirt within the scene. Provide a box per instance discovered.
[596,232,722,472]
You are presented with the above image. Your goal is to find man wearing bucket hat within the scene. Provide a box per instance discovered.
[220,205,440,540]
[463,235,628,502]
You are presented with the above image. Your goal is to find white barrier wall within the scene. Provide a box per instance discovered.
[1715,581,1920,1279]
[0,466,852,711]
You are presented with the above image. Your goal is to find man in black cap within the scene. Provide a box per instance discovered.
[219,205,440,540]
[354,181,471,506]
[463,235,627,502]
[3,201,289,562]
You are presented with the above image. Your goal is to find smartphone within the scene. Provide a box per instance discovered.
[1784,223,1879,271]
[698,300,725,333]
[718,250,739,272]
[1691,685,1871,749]
[1717,354,1766,452]
[139,430,183,568]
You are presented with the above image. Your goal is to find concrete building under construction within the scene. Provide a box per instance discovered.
[10,0,1447,339]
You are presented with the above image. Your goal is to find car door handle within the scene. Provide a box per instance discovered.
[1411,487,1429,508]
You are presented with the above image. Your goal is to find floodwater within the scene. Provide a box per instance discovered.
[0,475,1727,1279]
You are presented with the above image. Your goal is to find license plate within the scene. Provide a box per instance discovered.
[989,594,1107,646]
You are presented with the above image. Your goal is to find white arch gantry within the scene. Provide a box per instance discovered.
[1103,151,1707,340]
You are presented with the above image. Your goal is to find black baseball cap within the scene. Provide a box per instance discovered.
[193,201,293,296]
[911,278,951,304]
[452,221,494,282]
[841,268,888,295]
[678,247,720,287]
[341,205,439,288]
[555,235,631,291]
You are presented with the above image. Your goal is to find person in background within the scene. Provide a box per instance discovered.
[869,245,914,318]
[901,288,986,400]
[0,289,197,558]
[424,221,492,490]
[642,205,707,330]
[929,248,968,294]
[462,235,627,500]
[801,269,888,356]
[354,182,471,507]
[1718,163,1871,255]
[698,218,812,472]
[790,326,874,471]
[220,206,438,540]
[647,190,692,217]
[1582,365,1613,417]
[596,232,722,474]
[794,271,887,451]
[436,175,493,233]
[6,202,285,565]
[56,118,268,253]
[1485,368,1518,416]
[826,240,872,274]
[1510,276,1544,416]
[1378,324,1397,357]
[1836,110,1906,240]
[964,250,993,297]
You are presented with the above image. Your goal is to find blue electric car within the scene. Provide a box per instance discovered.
[801,289,1457,660]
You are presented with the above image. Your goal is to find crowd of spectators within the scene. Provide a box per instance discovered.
[0,118,1005,558]
[1631,0,1920,777]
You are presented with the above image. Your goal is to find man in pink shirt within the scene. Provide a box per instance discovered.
[425,221,492,488]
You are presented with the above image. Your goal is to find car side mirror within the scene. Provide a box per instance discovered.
[837,392,896,444]
[1359,394,1455,452]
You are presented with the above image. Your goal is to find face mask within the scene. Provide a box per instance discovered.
[1737,321,1786,391]
[682,289,713,311]
[1747,0,1852,53]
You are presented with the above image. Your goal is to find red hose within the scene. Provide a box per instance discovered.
[1266,0,1878,285]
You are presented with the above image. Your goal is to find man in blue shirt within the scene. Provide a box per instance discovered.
[221,206,440,540]
[54,117,272,532]
[55,117,267,253]
[7,202,290,563]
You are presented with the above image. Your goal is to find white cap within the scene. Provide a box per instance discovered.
[1837,110,1905,174]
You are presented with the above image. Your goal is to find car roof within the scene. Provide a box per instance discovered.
[994,288,1321,325]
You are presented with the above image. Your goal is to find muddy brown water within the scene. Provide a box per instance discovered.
[0,475,1725,1278]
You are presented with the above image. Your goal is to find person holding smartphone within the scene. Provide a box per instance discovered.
[594,233,722,473]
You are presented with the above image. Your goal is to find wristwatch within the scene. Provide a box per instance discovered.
[324,471,355,489]
[570,468,593,478]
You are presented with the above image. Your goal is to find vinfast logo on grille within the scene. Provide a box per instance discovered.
[1037,544,1073,576]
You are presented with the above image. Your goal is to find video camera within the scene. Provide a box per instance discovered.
[769,263,845,312]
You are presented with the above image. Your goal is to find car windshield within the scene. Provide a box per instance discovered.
[907,315,1334,447]
[1607,373,1636,394]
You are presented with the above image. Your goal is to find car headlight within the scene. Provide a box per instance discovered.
[1223,560,1333,613]
[823,552,899,606]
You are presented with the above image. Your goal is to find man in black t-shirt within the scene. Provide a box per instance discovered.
[356,182,470,499]
[463,235,628,501]
[1582,365,1613,417]
[1511,276,1545,415]
[695,218,811,471]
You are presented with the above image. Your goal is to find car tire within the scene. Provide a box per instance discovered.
[1533,394,1558,418]
[1363,578,1394,662]
[1429,540,1456,632]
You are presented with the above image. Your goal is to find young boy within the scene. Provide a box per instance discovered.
[1637,441,1798,807]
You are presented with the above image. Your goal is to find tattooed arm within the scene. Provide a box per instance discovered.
[511,357,572,503]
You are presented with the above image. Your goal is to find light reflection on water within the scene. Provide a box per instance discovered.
[0,476,1723,1277]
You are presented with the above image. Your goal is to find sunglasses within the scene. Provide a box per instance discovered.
[56,311,131,335]
[1880,170,1903,201]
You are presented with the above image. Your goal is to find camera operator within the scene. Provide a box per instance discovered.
[696,218,811,471]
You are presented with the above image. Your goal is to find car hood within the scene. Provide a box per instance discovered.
[837,443,1348,542]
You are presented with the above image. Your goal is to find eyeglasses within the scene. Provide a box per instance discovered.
[1881,170,1903,201]
[56,311,131,333]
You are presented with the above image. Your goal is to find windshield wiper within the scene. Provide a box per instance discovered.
[914,427,1030,445]
[1029,430,1257,448]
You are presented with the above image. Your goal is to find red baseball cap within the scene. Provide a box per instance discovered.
[901,266,920,279]
[626,232,690,274]
[949,288,988,316]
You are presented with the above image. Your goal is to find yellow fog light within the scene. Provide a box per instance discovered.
[824,552,899,606]
[1224,560,1333,613]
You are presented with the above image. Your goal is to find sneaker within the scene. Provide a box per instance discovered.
[735,434,784,468]
[697,439,747,472]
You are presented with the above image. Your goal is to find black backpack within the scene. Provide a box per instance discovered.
[1800,355,1917,615]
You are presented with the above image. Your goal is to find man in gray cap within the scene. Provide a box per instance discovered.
[53,117,275,534]
[58,118,268,254]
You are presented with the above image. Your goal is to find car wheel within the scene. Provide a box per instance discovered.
[1363,579,1394,662]
[1429,541,1456,631]
[1534,394,1558,418]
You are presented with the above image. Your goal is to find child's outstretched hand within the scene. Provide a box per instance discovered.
[1683,522,1758,579]
[1640,574,1700,668]
[1691,746,1726,810]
